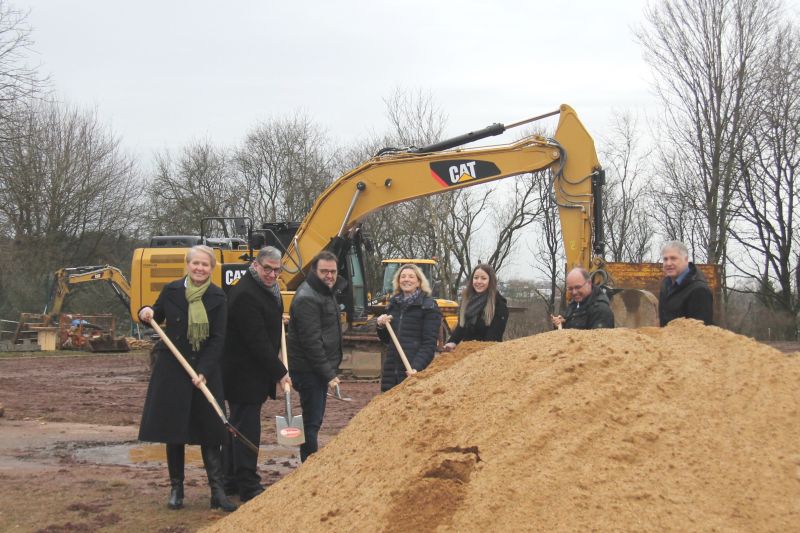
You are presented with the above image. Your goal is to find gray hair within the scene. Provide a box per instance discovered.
[256,246,282,263]
[186,245,216,268]
[661,240,689,258]
[567,267,591,281]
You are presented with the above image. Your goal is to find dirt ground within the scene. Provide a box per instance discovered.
[0,350,379,533]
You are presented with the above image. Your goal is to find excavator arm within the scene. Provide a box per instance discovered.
[45,265,132,320]
[279,104,603,290]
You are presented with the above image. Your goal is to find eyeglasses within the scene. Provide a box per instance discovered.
[317,268,337,276]
[566,280,590,292]
[258,263,283,275]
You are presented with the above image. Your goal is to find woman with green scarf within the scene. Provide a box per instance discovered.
[138,245,236,512]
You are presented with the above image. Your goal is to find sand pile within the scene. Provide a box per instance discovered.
[207,320,800,532]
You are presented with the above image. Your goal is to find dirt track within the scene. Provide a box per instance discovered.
[0,351,378,532]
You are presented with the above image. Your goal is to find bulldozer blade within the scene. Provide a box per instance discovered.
[276,414,305,447]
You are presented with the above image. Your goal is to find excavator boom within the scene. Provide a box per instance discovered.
[279,104,601,290]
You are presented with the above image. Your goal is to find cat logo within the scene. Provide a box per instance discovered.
[223,267,248,288]
[429,159,501,187]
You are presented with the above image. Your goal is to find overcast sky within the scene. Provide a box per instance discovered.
[16,0,800,276]
[20,0,658,159]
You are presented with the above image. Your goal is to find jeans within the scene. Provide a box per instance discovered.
[290,370,328,462]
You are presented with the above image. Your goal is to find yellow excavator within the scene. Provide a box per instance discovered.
[130,104,719,374]
[35,265,132,351]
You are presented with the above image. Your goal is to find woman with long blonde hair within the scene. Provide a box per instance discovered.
[375,263,442,391]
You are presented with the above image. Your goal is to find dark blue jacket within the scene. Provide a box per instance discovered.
[377,291,441,392]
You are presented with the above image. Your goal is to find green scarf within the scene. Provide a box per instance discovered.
[185,277,211,352]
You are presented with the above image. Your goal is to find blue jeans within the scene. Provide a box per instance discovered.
[290,371,328,462]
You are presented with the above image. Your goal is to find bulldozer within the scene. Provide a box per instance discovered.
[129,104,721,376]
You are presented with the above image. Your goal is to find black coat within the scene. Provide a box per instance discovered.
[139,278,228,445]
[563,285,615,330]
[222,271,287,405]
[286,274,343,382]
[377,291,441,392]
[658,263,714,326]
[447,293,508,344]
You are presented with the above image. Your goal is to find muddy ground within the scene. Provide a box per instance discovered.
[0,350,379,532]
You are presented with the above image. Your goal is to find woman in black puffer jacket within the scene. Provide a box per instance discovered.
[443,263,508,351]
[376,264,442,392]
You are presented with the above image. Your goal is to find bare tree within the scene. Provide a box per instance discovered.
[599,112,655,262]
[234,113,336,225]
[0,100,140,315]
[528,171,564,317]
[728,21,800,337]
[146,140,237,235]
[637,0,779,267]
[0,2,47,139]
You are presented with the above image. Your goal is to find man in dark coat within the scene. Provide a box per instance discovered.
[551,267,615,330]
[658,240,713,326]
[221,246,290,501]
[287,251,344,462]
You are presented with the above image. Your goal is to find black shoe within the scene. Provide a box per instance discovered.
[167,481,184,510]
[202,445,238,513]
[166,444,185,510]
[239,487,264,503]
[223,484,239,497]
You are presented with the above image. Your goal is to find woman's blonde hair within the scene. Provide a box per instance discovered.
[458,263,498,326]
[186,245,217,269]
[392,264,432,296]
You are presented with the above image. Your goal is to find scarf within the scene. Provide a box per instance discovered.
[398,289,420,305]
[462,291,489,327]
[185,277,211,352]
[249,264,282,304]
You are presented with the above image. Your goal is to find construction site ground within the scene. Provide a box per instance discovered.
[0,350,378,533]
[1,337,798,532]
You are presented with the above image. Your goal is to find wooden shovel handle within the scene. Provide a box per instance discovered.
[150,321,227,422]
[384,321,413,374]
[280,321,291,394]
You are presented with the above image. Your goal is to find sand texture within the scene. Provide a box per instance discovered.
[206,319,800,532]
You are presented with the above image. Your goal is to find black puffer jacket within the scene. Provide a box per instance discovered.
[447,293,509,344]
[222,270,287,405]
[377,291,441,392]
[563,285,615,330]
[658,263,713,326]
[286,274,343,382]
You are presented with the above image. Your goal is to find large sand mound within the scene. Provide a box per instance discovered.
[207,320,800,532]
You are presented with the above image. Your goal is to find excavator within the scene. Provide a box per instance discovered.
[130,104,720,375]
[39,265,132,351]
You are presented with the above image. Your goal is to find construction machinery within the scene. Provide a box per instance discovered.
[30,265,133,352]
[129,104,719,375]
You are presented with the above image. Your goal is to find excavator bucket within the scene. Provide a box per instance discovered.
[608,289,659,328]
[88,334,130,353]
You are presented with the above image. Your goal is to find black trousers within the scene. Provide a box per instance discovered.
[223,401,263,495]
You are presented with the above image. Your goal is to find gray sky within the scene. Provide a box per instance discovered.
[20,0,656,159]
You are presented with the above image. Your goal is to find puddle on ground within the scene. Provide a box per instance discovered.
[72,442,299,473]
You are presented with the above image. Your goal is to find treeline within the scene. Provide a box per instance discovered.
[0,0,797,340]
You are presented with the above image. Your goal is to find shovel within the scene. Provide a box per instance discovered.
[276,322,305,446]
[384,321,415,375]
[327,384,353,402]
[149,321,259,455]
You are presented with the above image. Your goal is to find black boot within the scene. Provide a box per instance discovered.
[166,444,185,510]
[201,445,238,512]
